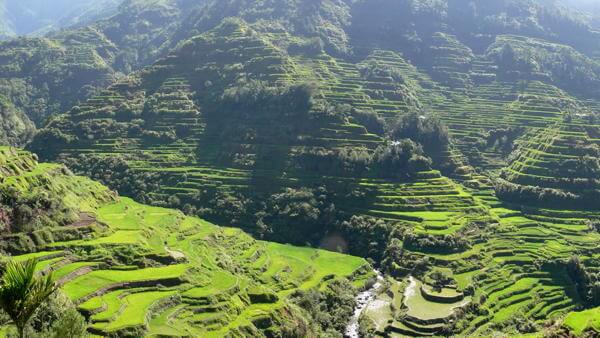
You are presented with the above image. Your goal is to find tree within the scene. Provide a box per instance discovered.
[372,139,432,179]
[389,112,450,156]
[499,44,516,72]
[0,259,55,338]
[30,291,88,338]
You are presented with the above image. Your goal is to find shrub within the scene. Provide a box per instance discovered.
[389,112,450,156]
[351,108,386,135]
[290,279,356,334]
[371,140,432,179]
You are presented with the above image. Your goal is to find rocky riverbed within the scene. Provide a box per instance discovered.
[345,270,385,338]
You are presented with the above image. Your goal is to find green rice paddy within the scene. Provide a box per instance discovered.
[0,150,370,336]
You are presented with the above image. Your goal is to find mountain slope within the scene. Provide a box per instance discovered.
[18,0,600,336]
[4,0,599,143]
[0,95,34,146]
[0,147,371,336]
[0,0,121,38]
[0,0,204,144]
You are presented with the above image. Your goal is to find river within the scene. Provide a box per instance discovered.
[344,270,385,338]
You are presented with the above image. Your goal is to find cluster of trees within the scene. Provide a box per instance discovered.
[27,126,77,160]
[426,269,456,290]
[290,279,356,335]
[257,187,337,244]
[475,126,525,154]
[0,184,79,234]
[296,140,431,179]
[337,216,395,261]
[566,256,600,307]
[389,112,450,157]
[217,80,315,118]
[587,219,600,233]
[488,38,600,96]
[359,60,407,84]
[495,178,600,210]
[0,95,35,146]
[556,155,600,179]
[403,231,470,254]
[371,140,433,179]
[295,147,372,177]
[350,108,386,135]
[59,154,163,206]
[382,238,432,276]
[287,37,325,56]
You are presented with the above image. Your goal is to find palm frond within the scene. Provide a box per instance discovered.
[0,259,56,331]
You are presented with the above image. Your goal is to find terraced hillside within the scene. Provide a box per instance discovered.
[0,0,209,144]
[31,20,485,246]
[4,0,600,141]
[0,147,371,337]
[358,180,600,337]
[17,0,600,336]
[499,117,600,210]
[0,35,115,126]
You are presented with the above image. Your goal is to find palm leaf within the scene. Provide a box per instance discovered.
[0,259,56,332]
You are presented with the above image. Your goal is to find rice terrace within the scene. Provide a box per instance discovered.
[0,0,600,337]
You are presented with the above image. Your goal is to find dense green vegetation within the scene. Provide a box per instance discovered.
[0,0,210,144]
[0,97,34,146]
[0,0,598,336]
[0,149,371,336]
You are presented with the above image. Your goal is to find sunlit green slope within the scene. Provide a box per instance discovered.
[17,0,600,336]
[0,147,371,336]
